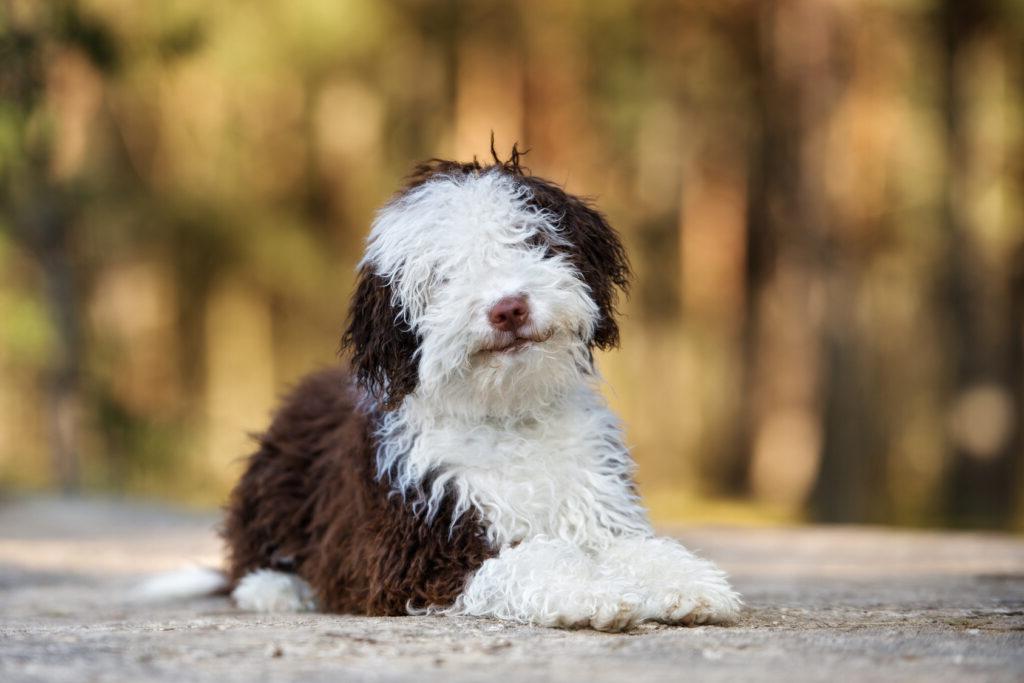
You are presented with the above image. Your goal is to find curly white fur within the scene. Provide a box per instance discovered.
[364,169,596,418]
[361,168,742,630]
[443,536,740,631]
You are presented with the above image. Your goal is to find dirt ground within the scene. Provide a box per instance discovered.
[1,496,1022,682]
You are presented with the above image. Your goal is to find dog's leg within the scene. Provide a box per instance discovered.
[442,535,741,630]
[597,536,742,625]
[232,569,318,613]
[448,537,648,631]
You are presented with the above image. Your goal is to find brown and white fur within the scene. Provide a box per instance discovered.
[152,152,741,630]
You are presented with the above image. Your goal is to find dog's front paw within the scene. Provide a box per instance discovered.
[540,594,644,632]
[588,594,645,632]
[603,536,742,627]
[654,576,742,626]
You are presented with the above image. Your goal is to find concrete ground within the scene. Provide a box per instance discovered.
[1,497,1022,682]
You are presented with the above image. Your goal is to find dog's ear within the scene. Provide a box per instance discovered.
[341,265,420,408]
[521,176,631,350]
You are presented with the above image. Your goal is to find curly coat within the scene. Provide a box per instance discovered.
[222,153,631,615]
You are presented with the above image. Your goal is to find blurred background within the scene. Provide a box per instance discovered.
[0,0,1021,529]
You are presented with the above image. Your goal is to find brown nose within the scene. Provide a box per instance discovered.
[488,295,530,332]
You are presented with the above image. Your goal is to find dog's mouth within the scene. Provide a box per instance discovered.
[477,330,554,356]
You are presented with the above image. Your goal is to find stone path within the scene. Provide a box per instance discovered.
[1,497,1022,682]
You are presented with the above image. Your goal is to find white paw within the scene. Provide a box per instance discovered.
[539,594,644,632]
[232,569,318,613]
[601,536,743,627]
[589,594,644,632]
[656,579,743,626]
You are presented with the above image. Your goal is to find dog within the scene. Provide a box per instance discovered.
[214,151,741,631]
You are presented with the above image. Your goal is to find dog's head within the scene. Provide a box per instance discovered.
[342,152,629,416]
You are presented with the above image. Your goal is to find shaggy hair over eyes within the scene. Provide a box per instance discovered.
[341,147,631,409]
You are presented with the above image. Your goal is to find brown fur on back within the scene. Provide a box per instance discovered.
[222,367,495,614]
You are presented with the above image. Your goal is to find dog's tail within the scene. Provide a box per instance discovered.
[131,566,230,603]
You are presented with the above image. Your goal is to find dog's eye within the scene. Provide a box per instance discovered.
[525,233,563,261]
[537,244,564,262]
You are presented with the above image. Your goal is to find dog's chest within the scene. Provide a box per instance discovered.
[406,404,651,548]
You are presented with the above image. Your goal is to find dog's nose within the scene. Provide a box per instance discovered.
[488,295,530,332]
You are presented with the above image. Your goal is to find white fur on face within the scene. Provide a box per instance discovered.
[362,169,598,418]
